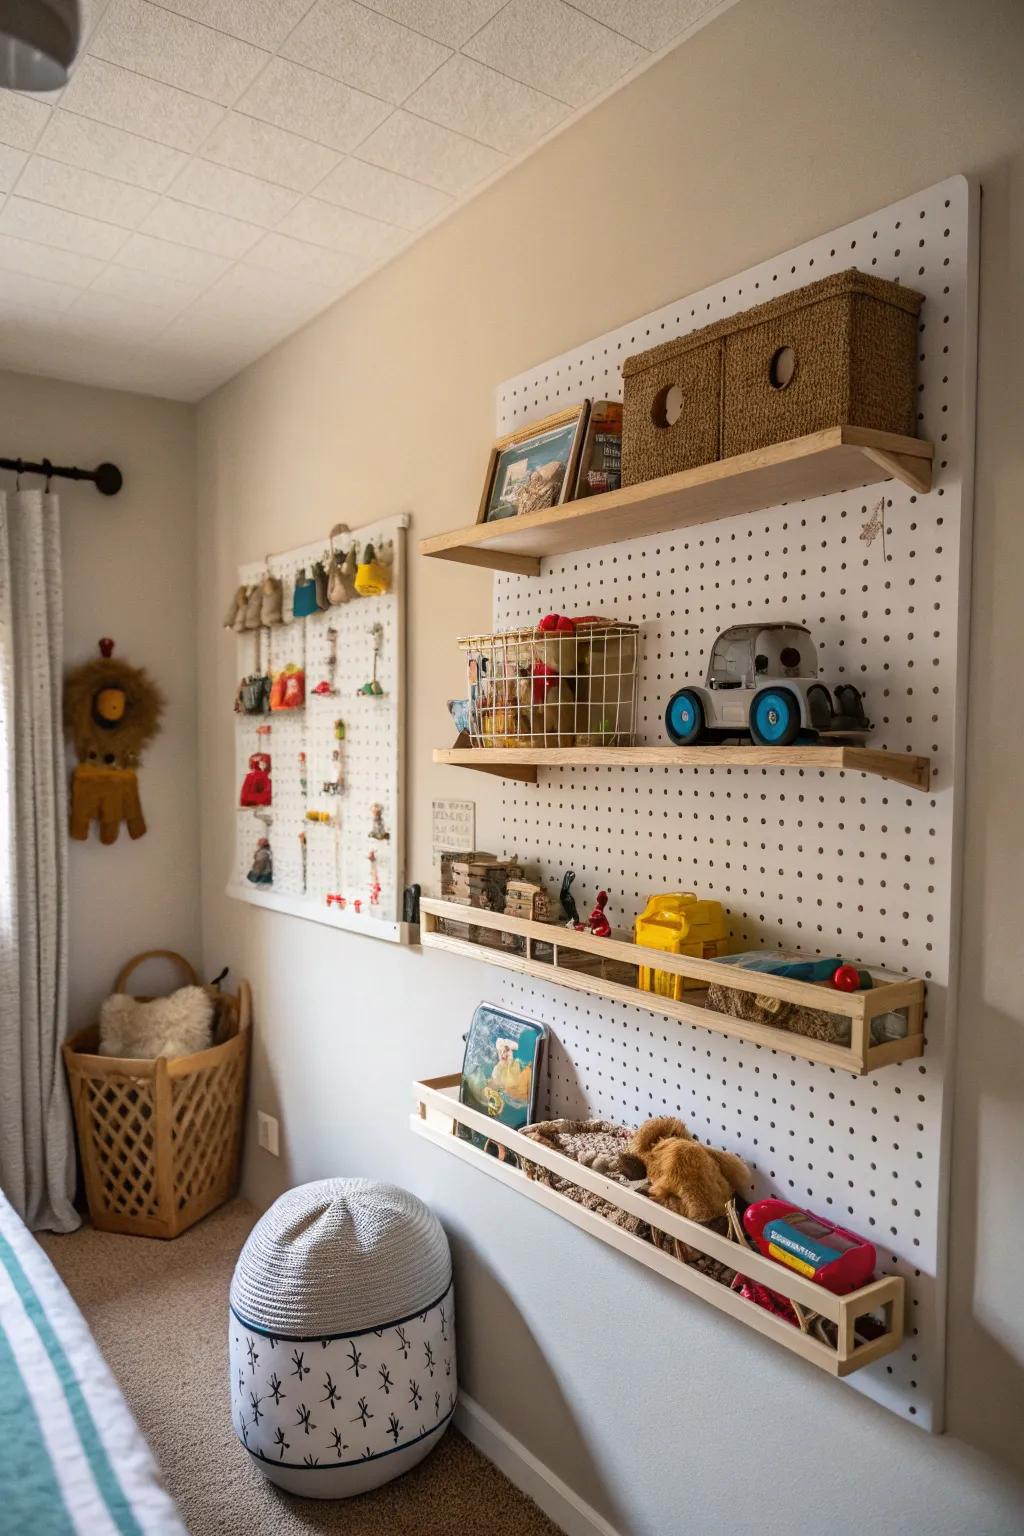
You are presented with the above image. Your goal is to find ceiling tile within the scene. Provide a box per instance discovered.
[0,90,51,151]
[316,157,452,229]
[34,111,187,191]
[69,286,171,333]
[281,1,449,105]
[357,110,505,194]
[358,0,506,48]
[139,197,262,257]
[202,262,337,324]
[278,196,408,260]
[570,0,719,50]
[0,196,129,259]
[16,156,159,229]
[113,230,233,284]
[0,232,106,287]
[167,159,299,227]
[464,0,646,107]
[59,57,224,151]
[201,114,339,193]
[89,0,268,106]
[236,57,391,152]
[0,269,82,313]
[146,0,315,50]
[404,53,569,154]
[245,231,371,286]
[0,144,28,192]
[89,259,205,313]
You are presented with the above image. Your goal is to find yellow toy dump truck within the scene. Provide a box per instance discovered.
[635,893,728,998]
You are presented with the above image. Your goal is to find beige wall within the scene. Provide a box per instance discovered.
[0,371,200,1027]
[197,1,1024,1530]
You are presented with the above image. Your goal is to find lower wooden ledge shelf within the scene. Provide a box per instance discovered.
[420,898,925,1075]
[433,739,932,792]
[411,1074,905,1379]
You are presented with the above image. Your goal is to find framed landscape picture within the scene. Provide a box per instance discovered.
[478,403,590,523]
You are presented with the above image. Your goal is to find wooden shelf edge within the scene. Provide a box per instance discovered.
[410,1078,905,1377]
[432,741,931,792]
[419,427,935,571]
[419,911,924,1076]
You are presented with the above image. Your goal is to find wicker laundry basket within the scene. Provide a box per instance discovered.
[720,268,924,457]
[63,952,251,1240]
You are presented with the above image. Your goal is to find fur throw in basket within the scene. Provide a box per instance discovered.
[99,985,213,1059]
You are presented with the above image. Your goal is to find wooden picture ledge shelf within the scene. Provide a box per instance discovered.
[411,1074,906,1376]
[419,899,925,1076]
[434,737,932,793]
[419,427,934,574]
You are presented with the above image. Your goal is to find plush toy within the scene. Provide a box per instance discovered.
[628,1115,750,1223]
[99,986,213,1059]
[64,638,164,844]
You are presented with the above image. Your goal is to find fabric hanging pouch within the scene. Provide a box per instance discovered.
[260,573,283,626]
[355,542,391,597]
[312,559,329,610]
[326,523,350,605]
[293,568,319,619]
[244,581,265,629]
[270,664,305,711]
[239,753,272,806]
[239,672,271,714]
[224,585,247,629]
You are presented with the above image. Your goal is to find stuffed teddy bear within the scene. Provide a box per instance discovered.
[628,1115,750,1223]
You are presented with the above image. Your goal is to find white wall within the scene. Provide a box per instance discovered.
[195,1,1024,1532]
[0,371,200,1025]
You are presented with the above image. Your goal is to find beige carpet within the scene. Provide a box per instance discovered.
[39,1201,563,1536]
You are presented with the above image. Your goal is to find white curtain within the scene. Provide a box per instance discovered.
[0,488,78,1232]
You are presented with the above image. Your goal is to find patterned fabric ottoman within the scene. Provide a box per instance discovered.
[229,1178,455,1498]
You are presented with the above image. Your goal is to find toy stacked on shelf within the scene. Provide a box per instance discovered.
[444,854,523,947]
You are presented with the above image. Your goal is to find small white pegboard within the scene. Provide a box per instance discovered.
[483,177,978,1429]
[227,514,411,944]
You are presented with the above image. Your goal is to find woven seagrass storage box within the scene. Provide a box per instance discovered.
[621,320,727,485]
[720,268,924,457]
[63,952,251,1239]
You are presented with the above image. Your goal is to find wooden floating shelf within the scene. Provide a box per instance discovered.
[420,427,934,574]
[411,1074,905,1377]
[419,899,925,1076]
[434,736,932,793]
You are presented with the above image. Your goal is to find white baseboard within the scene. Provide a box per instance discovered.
[455,1391,623,1536]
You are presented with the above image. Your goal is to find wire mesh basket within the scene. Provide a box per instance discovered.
[460,620,640,748]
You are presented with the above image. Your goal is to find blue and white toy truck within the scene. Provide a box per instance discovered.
[665,623,870,747]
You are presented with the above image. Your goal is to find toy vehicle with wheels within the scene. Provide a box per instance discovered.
[664,624,870,747]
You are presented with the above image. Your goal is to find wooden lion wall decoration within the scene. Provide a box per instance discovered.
[64,637,164,844]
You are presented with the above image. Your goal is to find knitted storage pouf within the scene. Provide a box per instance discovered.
[229,1178,456,1498]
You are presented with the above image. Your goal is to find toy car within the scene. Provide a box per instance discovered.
[664,623,870,747]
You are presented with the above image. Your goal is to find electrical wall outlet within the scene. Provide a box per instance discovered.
[256,1111,280,1157]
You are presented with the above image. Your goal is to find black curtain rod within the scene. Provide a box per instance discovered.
[0,456,123,496]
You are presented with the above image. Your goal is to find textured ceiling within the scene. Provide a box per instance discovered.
[0,0,728,402]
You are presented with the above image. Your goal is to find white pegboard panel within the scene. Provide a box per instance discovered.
[485,177,978,1429]
[227,514,412,944]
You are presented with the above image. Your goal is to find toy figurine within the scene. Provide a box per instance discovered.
[298,751,307,796]
[322,749,343,795]
[368,849,382,906]
[369,802,389,841]
[247,837,272,886]
[559,870,583,929]
[334,718,346,740]
[588,890,611,938]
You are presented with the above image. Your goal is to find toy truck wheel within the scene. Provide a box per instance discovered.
[665,688,706,745]
[749,687,801,746]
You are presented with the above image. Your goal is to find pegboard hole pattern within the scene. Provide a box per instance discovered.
[484,178,974,1432]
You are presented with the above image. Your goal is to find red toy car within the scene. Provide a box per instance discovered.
[742,1199,876,1295]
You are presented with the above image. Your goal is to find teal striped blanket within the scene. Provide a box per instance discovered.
[0,1190,185,1535]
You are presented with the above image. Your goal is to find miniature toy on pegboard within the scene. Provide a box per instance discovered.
[225,515,410,943]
